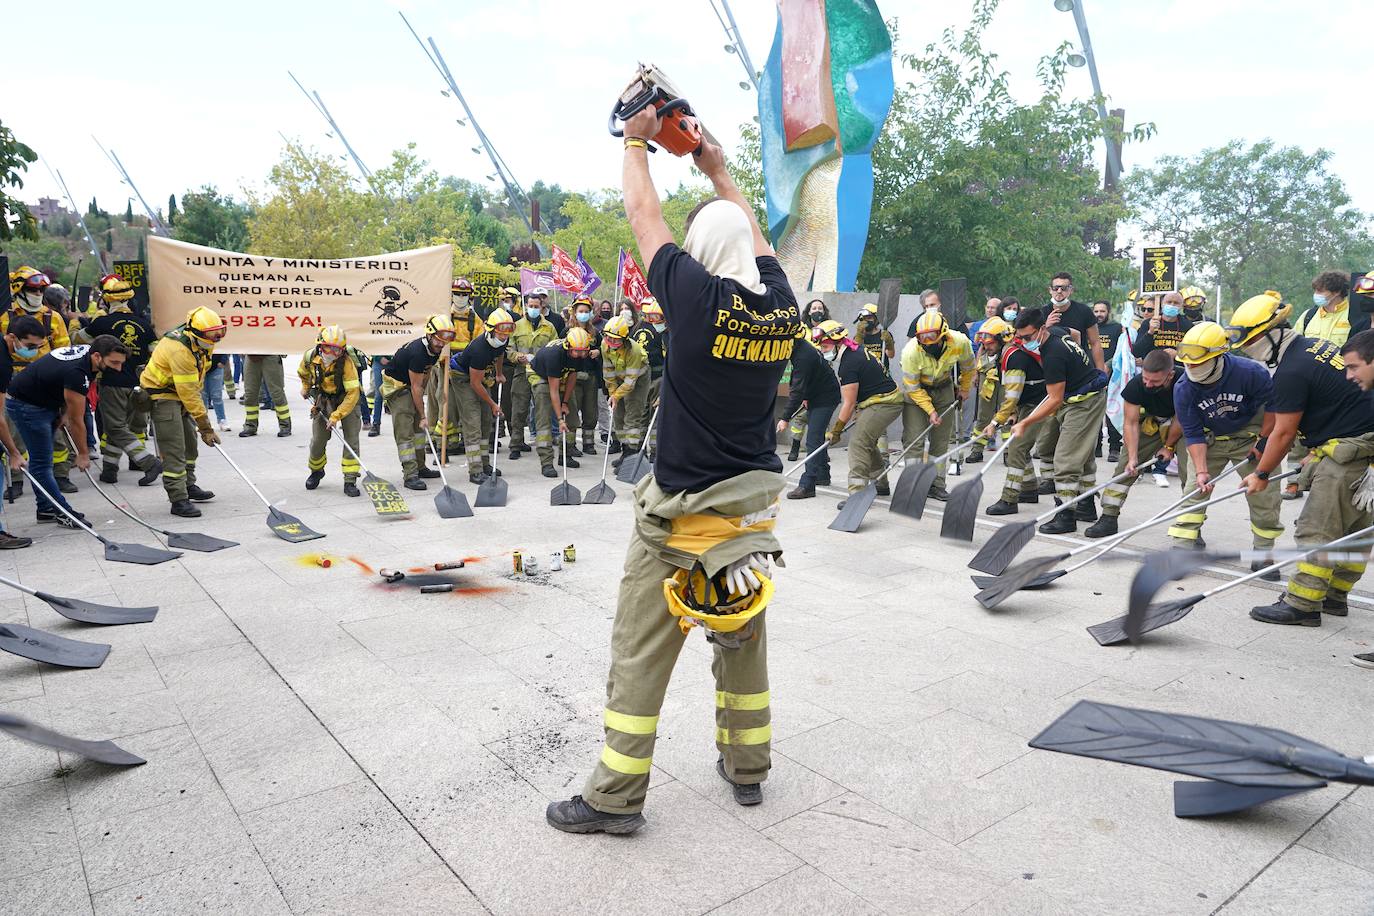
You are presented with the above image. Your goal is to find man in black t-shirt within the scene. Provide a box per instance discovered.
[1010,308,1108,534]
[1231,293,1374,626]
[1131,290,1194,359]
[814,321,900,505]
[1087,350,1188,537]
[778,334,840,499]
[1092,300,1124,462]
[381,316,452,489]
[984,330,1052,514]
[1044,272,1104,371]
[8,337,128,527]
[451,309,512,483]
[78,286,160,485]
[550,118,799,838]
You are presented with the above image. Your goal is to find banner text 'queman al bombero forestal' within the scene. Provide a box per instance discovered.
[148,236,453,355]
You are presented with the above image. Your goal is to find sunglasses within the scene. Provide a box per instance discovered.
[1050,284,1071,291]
[1138,308,1155,315]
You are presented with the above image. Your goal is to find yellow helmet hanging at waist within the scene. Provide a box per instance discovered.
[662,563,774,636]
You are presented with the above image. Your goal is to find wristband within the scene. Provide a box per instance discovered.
[1255,469,1271,481]
[623,138,649,151]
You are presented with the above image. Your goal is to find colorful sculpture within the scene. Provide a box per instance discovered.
[759,0,894,294]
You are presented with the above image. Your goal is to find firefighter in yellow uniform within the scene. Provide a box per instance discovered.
[140,307,226,517]
[602,315,650,468]
[298,326,362,497]
[505,292,559,461]
[427,278,485,456]
[900,311,974,500]
[967,317,1012,462]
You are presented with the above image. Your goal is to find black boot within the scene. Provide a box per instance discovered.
[57,477,78,494]
[1084,515,1118,538]
[1074,497,1097,522]
[1249,598,1321,626]
[507,446,521,460]
[1323,592,1349,616]
[717,757,762,806]
[343,481,361,497]
[558,452,581,469]
[1037,479,1055,496]
[1038,508,1076,535]
[404,476,428,491]
[966,449,984,464]
[418,467,441,479]
[541,464,557,478]
[1250,560,1281,583]
[138,458,164,487]
[985,499,1018,516]
[787,440,801,462]
[786,486,815,500]
[186,484,215,502]
[607,438,622,455]
[545,796,645,835]
[170,499,202,518]
[566,443,583,458]
[582,441,596,456]
[99,466,119,484]
[1107,447,1121,463]
[927,485,950,502]
[1018,491,1039,505]
[367,426,381,438]
[239,426,257,438]
[277,423,292,438]
[305,470,324,490]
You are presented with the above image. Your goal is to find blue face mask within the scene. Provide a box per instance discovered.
[1162,304,1182,318]
[1002,310,1017,322]
[16,345,39,359]
[1313,293,1329,307]
[527,307,542,319]
[1022,338,1041,353]
[576,311,591,323]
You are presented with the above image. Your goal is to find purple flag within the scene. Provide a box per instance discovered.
[575,244,602,296]
[520,267,556,295]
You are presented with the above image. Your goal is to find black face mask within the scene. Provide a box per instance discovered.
[921,341,946,358]
[1184,307,1205,321]
[1095,314,1108,325]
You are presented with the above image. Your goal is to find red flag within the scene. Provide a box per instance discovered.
[550,245,584,294]
[619,249,651,303]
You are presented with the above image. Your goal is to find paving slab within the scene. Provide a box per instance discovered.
[1220,845,1374,915]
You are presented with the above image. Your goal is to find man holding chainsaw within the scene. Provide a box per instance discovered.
[548,94,800,836]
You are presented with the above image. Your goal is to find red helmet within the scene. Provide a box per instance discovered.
[451,277,474,294]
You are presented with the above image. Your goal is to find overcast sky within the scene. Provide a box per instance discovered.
[11,0,1370,247]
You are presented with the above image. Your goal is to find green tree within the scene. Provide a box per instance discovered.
[528,181,572,233]
[136,234,145,261]
[124,200,134,223]
[1126,140,1374,307]
[174,185,253,250]
[167,193,178,226]
[361,144,473,253]
[105,230,113,253]
[0,119,38,242]
[246,144,373,257]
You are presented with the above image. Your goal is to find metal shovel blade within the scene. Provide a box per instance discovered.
[1088,595,1203,646]
[551,481,582,507]
[475,475,508,508]
[0,623,110,668]
[99,538,182,566]
[890,461,938,519]
[968,520,1037,575]
[0,712,145,766]
[35,591,158,625]
[615,451,652,484]
[939,476,984,541]
[829,485,878,533]
[163,531,239,553]
[972,552,1070,609]
[267,506,325,542]
[584,480,616,505]
[361,471,411,519]
[1125,551,1218,640]
[434,485,474,519]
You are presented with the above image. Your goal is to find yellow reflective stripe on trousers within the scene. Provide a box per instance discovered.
[1173,513,1206,524]
[716,689,770,711]
[1167,526,1200,540]
[603,708,658,735]
[716,724,771,746]
[1251,523,1284,540]
[1297,562,1333,581]
[1289,581,1328,601]
[600,745,652,775]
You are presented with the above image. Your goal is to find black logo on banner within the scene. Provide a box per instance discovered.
[373,285,409,321]
[1141,246,1178,295]
[360,276,420,337]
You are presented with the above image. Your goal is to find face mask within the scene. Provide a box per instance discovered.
[620,309,634,322]
[18,297,42,313]
[1162,304,1182,319]
[1185,357,1224,385]
[527,307,542,319]
[321,353,339,366]
[1022,338,1041,353]
[576,311,592,323]
[452,298,470,315]
[809,309,825,318]
[921,341,946,358]
[1002,310,1017,322]
[16,345,39,359]
[650,322,665,332]
[486,332,508,348]
[193,336,214,350]
[1313,293,1329,307]
[600,309,613,319]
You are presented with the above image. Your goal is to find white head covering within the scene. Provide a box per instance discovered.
[683,199,765,295]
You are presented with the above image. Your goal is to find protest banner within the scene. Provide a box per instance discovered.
[147,236,451,355]
[520,267,556,294]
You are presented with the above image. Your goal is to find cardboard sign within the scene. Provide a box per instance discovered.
[112,260,150,314]
[469,272,507,312]
[1141,246,1179,295]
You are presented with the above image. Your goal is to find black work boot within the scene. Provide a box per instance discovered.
[1074,497,1098,522]
[507,445,522,460]
[405,476,428,491]
[613,448,637,470]
[985,499,1018,516]
[1322,592,1349,616]
[607,438,622,455]
[1018,490,1039,505]
[171,499,202,518]
[1250,598,1321,626]
[239,426,257,438]
[1037,479,1055,496]
[1250,560,1281,583]
[138,458,164,487]
[558,452,580,469]
[875,479,890,497]
[186,484,215,501]
[418,467,441,479]
[966,448,984,464]
[343,481,360,497]
[541,464,557,478]
[582,441,596,456]
[927,485,950,502]
[305,470,324,490]
[277,422,292,438]
[1107,447,1121,464]
[99,466,119,484]
[717,757,762,807]
[787,440,801,462]
[1084,514,1118,538]
[566,442,583,458]
[545,795,645,835]
[57,477,78,494]
[1038,508,1076,535]
[787,486,815,500]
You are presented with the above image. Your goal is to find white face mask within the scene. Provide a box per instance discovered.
[1185,357,1224,385]
[321,353,339,366]
[620,309,634,322]
[452,296,470,315]
[650,322,665,332]
[486,332,508,349]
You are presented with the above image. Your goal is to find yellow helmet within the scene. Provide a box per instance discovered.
[1354,271,1374,299]
[1175,321,1230,365]
[1180,286,1207,307]
[186,306,227,342]
[812,319,848,343]
[425,313,456,340]
[317,325,347,349]
[1225,291,1290,349]
[977,316,1012,344]
[856,302,879,323]
[662,563,774,637]
[564,327,593,351]
[99,273,134,303]
[603,315,633,339]
[914,309,949,343]
[9,265,48,296]
[486,307,515,331]
[639,299,663,322]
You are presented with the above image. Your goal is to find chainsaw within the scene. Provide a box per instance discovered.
[609,63,716,157]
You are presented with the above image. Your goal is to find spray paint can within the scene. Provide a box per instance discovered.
[512,550,524,575]
[316,556,332,568]
[549,552,563,571]
[420,583,454,594]
[434,560,466,571]
[524,555,540,576]
[564,544,576,563]
[380,568,405,583]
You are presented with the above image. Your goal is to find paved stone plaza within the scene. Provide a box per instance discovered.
[2,389,1372,915]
